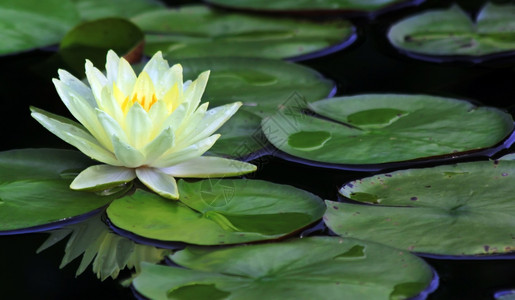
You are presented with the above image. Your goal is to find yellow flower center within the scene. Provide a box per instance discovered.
[121,93,158,113]
[113,71,181,115]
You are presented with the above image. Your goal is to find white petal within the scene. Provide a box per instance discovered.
[158,101,188,135]
[125,103,152,148]
[159,156,256,178]
[112,135,145,168]
[96,108,129,146]
[174,102,208,140]
[31,107,120,166]
[85,60,108,104]
[184,70,209,116]
[70,164,136,191]
[136,167,179,199]
[57,69,96,107]
[142,127,174,164]
[150,134,220,168]
[53,79,111,149]
[116,57,137,96]
[105,50,121,83]
[159,63,183,99]
[98,86,124,125]
[177,102,241,147]
[142,51,170,90]
[147,100,169,136]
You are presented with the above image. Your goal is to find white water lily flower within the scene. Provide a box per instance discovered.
[31,50,256,199]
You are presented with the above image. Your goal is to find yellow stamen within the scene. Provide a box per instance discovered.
[117,72,160,114]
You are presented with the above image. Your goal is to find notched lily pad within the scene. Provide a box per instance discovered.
[262,94,514,168]
[325,160,515,256]
[132,5,356,60]
[132,237,435,300]
[388,3,515,61]
[107,179,325,245]
[0,149,119,233]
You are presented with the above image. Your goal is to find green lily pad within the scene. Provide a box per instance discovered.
[208,110,268,159]
[177,57,335,117]
[175,57,334,158]
[325,160,515,256]
[59,18,144,74]
[262,94,514,166]
[132,237,435,300]
[0,0,80,55]
[107,180,325,245]
[388,3,515,59]
[71,0,165,21]
[131,5,355,60]
[206,0,421,14]
[0,149,119,233]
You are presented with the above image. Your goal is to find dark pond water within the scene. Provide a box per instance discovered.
[2,0,515,299]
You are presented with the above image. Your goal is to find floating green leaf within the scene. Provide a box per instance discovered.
[388,3,515,58]
[206,0,418,13]
[107,180,325,245]
[59,18,144,73]
[132,237,434,300]
[38,212,169,280]
[0,0,80,55]
[325,160,515,256]
[71,0,165,21]
[174,57,334,158]
[0,149,119,232]
[207,110,267,159]
[262,94,513,165]
[132,5,355,59]
[177,57,335,117]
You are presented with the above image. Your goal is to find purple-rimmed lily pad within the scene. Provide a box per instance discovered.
[325,160,515,256]
[205,0,426,17]
[388,3,515,63]
[106,179,325,246]
[0,149,122,234]
[262,94,514,169]
[131,5,356,61]
[132,236,437,300]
